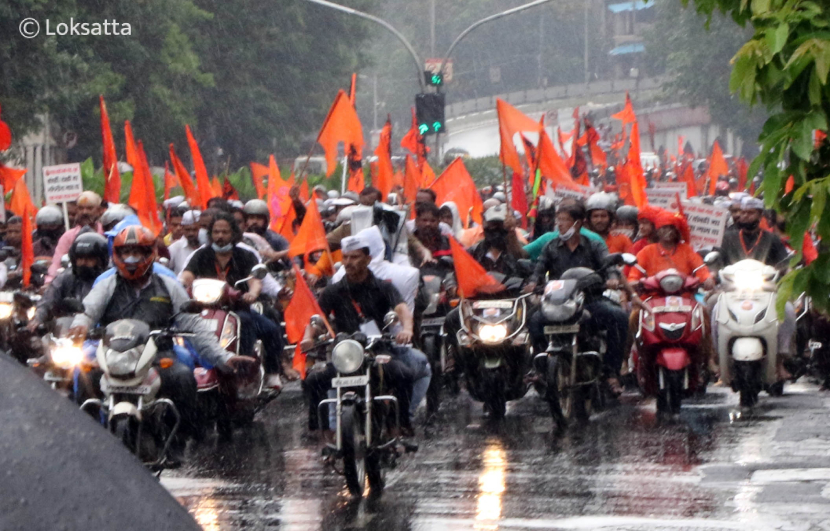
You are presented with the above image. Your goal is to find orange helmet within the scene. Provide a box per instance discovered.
[112,226,156,280]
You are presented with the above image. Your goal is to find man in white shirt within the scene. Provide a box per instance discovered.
[168,210,201,276]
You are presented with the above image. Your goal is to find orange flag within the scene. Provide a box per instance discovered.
[0,102,11,151]
[163,162,178,200]
[496,99,540,176]
[430,158,483,228]
[99,96,121,203]
[185,125,213,208]
[317,90,364,176]
[537,128,581,191]
[448,237,504,297]
[250,162,268,199]
[210,176,222,198]
[169,144,199,207]
[124,120,138,169]
[0,164,26,192]
[284,264,332,379]
[299,179,309,202]
[681,162,697,198]
[128,140,162,236]
[266,155,295,240]
[401,107,425,165]
[611,92,636,126]
[373,119,394,199]
[403,154,421,203]
[288,197,329,265]
[8,176,35,219]
[627,121,647,208]
[707,140,729,195]
[421,160,437,188]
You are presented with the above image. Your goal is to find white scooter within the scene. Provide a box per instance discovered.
[711,257,780,407]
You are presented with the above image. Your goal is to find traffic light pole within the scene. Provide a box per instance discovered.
[302,0,426,93]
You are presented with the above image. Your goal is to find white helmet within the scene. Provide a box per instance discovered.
[100,203,133,228]
[585,192,617,214]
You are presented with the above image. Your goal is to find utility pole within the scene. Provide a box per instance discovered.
[430,0,436,57]
[538,13,545,87]
[584,0,590,84]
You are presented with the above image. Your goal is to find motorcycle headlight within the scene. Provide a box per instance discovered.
[331,339,365,374]
[192,279,226,304]
[659,274,684,294]
[219,317,237,349]
[51,340,84,369]
[733,271,763,291]
[0,302,13,320]
[542,299,578,322]
[105,347,142,377]
[26,307,35,321]
[642,310,656,332]
[479,324,508,344]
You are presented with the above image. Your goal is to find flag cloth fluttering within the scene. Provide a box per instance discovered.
[497,99,541,176]
[288,197,329,265]
[285,264,333,379]
[373,118,394,199]
[169,144,200,206]
[625,121,647,208]
[707,140,729,195]
[99,96,121,203]
[430,158,483,228]
[317,90,364,177]
[163,162,178,201]
[611,92,636,126]
[449,237,504,297]
[127,137,162,236]
[185,125,214,208]
[0,164,26,192]
[250,162,268,199]
[0,102,12,151]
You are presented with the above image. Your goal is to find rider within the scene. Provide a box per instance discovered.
[29,232,109,331]
[585,192,633,253]
[613,205,639,243]
[467,204,526,277]
[630,205,663,255]
[242,199,290,258]
[33,205,65,258]
[180,211,285,390]
[168,211,201,276]
[68,226,234,461]
[48,191,104,282]
[301,234,416,434]
[411,202,452,265]
[525,200,630,394]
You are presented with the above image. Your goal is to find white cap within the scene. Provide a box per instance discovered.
[163,196,185,209]
[484,204,508,223]
[327,190,340,199]
[332,197,356,207]
[341,233,369,253]
[741,197,765,211]
[730,192,749,207]
[182,210,200,226]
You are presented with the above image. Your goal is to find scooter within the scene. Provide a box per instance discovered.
[314,313,418,498]
[79,319,188,470]
[711,256,780,407]
[185,264,278,438]
[533,254,625,427]
[627,257,708,415]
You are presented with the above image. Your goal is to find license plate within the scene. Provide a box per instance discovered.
[422,317,445,327]
[332,375,369,388]
[544,324,579,334]
[473,300,512,309]
[109,385,151,395]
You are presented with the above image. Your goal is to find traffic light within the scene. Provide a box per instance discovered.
[425,70,443,87]
[415,93,446,136]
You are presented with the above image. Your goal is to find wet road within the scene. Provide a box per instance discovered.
[161,381,830,530]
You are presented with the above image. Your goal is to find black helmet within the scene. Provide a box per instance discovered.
[615,205,639,225]
[69,232,108,272]
[35,205,63,228]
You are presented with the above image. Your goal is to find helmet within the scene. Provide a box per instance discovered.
[112,226,156,280]
[585,192,617,214]
[243,199,270,221]
[537,196,555,213]
[616,205,639,224]
[492,191,507,203]
[69,232,108,271]
[35,205,63,227]
[101,204,133,229]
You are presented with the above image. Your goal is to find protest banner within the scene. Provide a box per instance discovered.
[546,183,594,204]
[42,163,83,204]
[645,188,683,211]
[680,200,730,250]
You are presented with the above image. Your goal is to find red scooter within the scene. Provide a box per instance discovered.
[185,264,277,438]
[627,258,708,415]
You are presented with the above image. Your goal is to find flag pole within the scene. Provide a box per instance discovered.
[340,156,348,195]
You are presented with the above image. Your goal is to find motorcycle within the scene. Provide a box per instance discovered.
[314,312,418,498]
[79,319,189,470]
[27,299,88,396]
[456,270,533,420]
[417,258,457,416]
[532,254,624,427]
[185,264,278,438]
[710,256,781,407]
[626,257,708,415]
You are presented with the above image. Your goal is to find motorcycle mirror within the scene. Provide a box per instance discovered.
[30,261,49,276]
[309,314,327,330]
[621,253,638,266]
[604,253,624,267]
[383,311,399,328]
[251,264,268,280]
[704,251,721,265]
[60,253,71,269]
[333,261,342,273]
[439,255,454,266]
[180,300,204,314]
[157,257,170,268]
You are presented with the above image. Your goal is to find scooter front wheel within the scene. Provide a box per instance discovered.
[656,368,684,415]
[735,361,762,407]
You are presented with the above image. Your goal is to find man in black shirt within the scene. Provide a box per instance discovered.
[181,212,285,390]
[301,235,417,433]
[468,204,525,277]
[525,200,629,393]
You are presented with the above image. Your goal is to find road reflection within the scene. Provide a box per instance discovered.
[475,438,507,530]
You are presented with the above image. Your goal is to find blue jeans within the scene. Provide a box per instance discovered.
[237,309,283,374]
[394,346,432,419]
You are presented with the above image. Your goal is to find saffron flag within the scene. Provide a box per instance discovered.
[511,171,528,229]
[448,237,504,297]
[346,145,364,193]
[250,162,267,199]
[185,125,214,209]
[169,144,199,207]
[288,197,329,264]
[496,99,540,176]
[611,92,636,126]
[128,140,162,236]
[430,158,483,228]
[626,121,647,208]
[285,264,333,379]
[403,154,421,203]
[210,176,222,198]
[100,96,121,203]
[707,140,729,195]
[266,155,291,234]
[0,102,12,151]
[163,162,178,200]
[401,107,426,165]
[317,90,364,177]
[681,162,697,198]
[0,164,26,192]
[373,118,394,199]
[222,177,239,200]
[8,176,35,219]
[736,157,748,191]
[537,128,581,191]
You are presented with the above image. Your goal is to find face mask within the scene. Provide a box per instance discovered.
[74,265,99,281]
[559,225,577,242]
[483,227,507,249]
[212,242,234,253]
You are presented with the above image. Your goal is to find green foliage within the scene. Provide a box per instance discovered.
[462,156,504,187]
[688,0,830,313]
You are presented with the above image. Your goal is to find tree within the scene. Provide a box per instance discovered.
[644,1,768,150]
[688,0,830,312]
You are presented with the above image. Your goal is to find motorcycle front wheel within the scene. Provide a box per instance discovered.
[423,335,441,416]
[656,368,684,415]
[341,404,367,497]
[546,356,571,428]
[735,360,762,408]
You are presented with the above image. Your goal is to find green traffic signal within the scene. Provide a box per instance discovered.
[418,123,430,135]
[433,121,442,131]
[431,74,443,85]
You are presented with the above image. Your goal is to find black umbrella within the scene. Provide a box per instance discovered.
[0,354,200,531]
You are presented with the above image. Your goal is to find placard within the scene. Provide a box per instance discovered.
[547,183,594,203]
[651,182,687,199]
[42,163,83,204]
[645,189,682,210]
[679,200,730,250]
